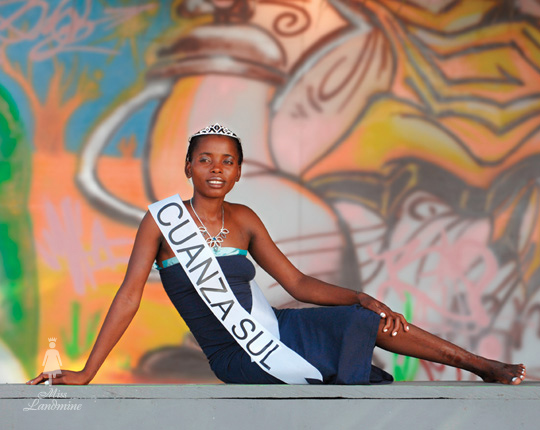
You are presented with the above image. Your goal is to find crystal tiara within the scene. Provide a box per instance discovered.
[188,123,241,143]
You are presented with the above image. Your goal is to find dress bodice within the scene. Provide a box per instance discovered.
[158,252,256,364]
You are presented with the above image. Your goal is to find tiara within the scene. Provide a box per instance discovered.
[188,123,241,143]
[48,337,57,342]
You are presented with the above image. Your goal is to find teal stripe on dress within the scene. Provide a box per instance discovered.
[154,247,247,270]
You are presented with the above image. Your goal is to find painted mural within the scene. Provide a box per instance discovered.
[0,0,539,384]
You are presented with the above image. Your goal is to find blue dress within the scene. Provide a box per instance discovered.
[157,249,393,385]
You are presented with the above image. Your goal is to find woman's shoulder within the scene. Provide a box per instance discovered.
[137,210,162,238]
[141,209,158,225]
[226,201,257,216]
[226,202,264,226]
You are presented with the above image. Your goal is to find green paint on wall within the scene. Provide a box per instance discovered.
[0,82,38,378]
[61,301,102,360]
[392,292,419,381]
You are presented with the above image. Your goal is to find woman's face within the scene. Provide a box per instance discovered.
[185,135,242,198]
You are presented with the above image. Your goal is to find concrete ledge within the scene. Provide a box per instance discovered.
[2,382,540,430]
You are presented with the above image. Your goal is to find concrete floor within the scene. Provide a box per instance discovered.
[2,381,540,430]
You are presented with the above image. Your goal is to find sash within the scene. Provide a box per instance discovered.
[149,194,323,384]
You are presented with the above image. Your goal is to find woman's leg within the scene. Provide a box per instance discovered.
[375,320,526,384]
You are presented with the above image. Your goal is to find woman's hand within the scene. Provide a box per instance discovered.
[356,292,409,336]
[26,370,92,386]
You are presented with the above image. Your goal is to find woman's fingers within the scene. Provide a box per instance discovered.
[382,315,392,334]
[400,314,410,332]
[26,373,45,385]
[365,294,410,337]
[26,372,67,385]
[390,316,400,336]
[383,312,396,336]
[381,312,409,337]
[26,370,89,386]
[392,312,409,334]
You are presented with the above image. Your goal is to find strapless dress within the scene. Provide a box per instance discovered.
[157,248,393,384]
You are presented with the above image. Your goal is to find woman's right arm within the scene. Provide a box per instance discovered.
[26,211,162,385]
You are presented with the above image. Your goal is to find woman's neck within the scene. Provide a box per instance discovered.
[190,195,224,222]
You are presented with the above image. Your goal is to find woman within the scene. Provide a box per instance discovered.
[27,124,525,385]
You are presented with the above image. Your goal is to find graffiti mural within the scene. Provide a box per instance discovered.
[0,0,539,383]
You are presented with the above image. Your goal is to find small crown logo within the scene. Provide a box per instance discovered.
[48,337,57,342]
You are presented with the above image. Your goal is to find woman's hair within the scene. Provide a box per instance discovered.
[185,134,244,165]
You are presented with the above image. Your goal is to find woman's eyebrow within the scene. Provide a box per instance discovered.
[198,152,236,158]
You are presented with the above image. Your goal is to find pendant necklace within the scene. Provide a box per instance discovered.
[190,199,229,251]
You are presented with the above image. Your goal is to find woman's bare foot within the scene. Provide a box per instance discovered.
[476,359,526,385]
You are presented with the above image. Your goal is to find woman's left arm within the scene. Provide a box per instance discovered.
[243,207,408,335]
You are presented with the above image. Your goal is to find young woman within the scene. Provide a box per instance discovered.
[27,124,526,386]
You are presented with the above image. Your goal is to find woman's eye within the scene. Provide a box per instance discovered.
[224,159,234,165]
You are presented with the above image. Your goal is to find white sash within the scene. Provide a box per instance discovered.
[149,194,323,384]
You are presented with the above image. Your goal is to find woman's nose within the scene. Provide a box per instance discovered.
[211,163,222,173]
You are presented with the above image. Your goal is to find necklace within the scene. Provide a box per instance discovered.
[190,199,229,251]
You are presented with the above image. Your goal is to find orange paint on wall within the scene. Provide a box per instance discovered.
[29,151,189,383]
[96,155,148,209]
[148,77,201,201]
